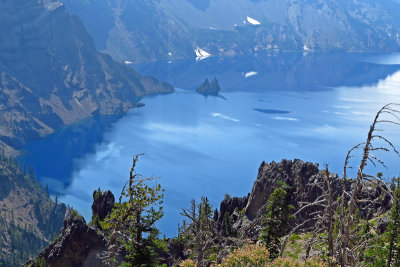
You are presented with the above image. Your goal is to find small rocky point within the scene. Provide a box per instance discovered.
[196,78,221,96]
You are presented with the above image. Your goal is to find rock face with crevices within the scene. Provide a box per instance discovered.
[24,190,129,267]
[245,159,321,220]
[216,196,248,235]
[25,214,109,267]
[214,159,391,240]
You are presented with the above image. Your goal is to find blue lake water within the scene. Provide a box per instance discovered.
[19,53,400,236]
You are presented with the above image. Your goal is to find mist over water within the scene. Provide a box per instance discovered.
[20,53,400,236]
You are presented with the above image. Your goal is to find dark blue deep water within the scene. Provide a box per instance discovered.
[19,53,400,236]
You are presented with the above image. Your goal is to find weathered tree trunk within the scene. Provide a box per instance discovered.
[324,166,335,267]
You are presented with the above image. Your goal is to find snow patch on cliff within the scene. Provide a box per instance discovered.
[244,71,258,78]
[246,16,261,25]
[195,47,211,60]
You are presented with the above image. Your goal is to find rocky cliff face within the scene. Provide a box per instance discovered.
[214,159,391,240]
[62,0,400,63]
[62,0,193,63]
[0,0,174,154]
[25,214,109,267]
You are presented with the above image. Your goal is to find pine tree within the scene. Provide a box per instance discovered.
[106,154,164,266]
[224,213,233,236]
[259,181,295,259]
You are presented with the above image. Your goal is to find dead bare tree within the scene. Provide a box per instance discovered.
[279,164,338,266]
[339,103,400,266]
[181,197,221,267]
[281,104,400,266]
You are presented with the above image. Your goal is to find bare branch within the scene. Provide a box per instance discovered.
[376,120,400,127]
[370,147,390,152]
[372,135,400,157]
[344,142,365,179]
[368,153,387,168]
[381,110,400,123]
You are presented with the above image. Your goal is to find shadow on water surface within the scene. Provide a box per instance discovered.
[253,108,291,114]
[18,115,122,195]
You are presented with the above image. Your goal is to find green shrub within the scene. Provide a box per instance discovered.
[180,259,196,267]
[217,244,327,267]
[218,244,270,267]
[271,257,327,267]
[69,209,83,219]
[93,187,102,201]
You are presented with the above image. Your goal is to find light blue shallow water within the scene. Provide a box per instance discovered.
[20,53,400,236]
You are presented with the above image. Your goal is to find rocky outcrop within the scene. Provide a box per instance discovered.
[246,159,320,220]
[214,159,391,240]
[24,190,130,267]
[376,214,391,234]
[215,196,248,235]
[25,214,108,267]
[358,180,392,219]
[196,78,222,96]
[91,190,115,221]
[213,159,331,239]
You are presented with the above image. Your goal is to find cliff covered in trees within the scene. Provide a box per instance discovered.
[0,155,66,267]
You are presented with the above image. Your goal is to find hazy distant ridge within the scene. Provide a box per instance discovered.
[62,0,400,63]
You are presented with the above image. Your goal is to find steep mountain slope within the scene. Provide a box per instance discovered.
[0,156,66,267]
[61,0,193,63]
[62,0,400,63]
[0,0,174,153]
